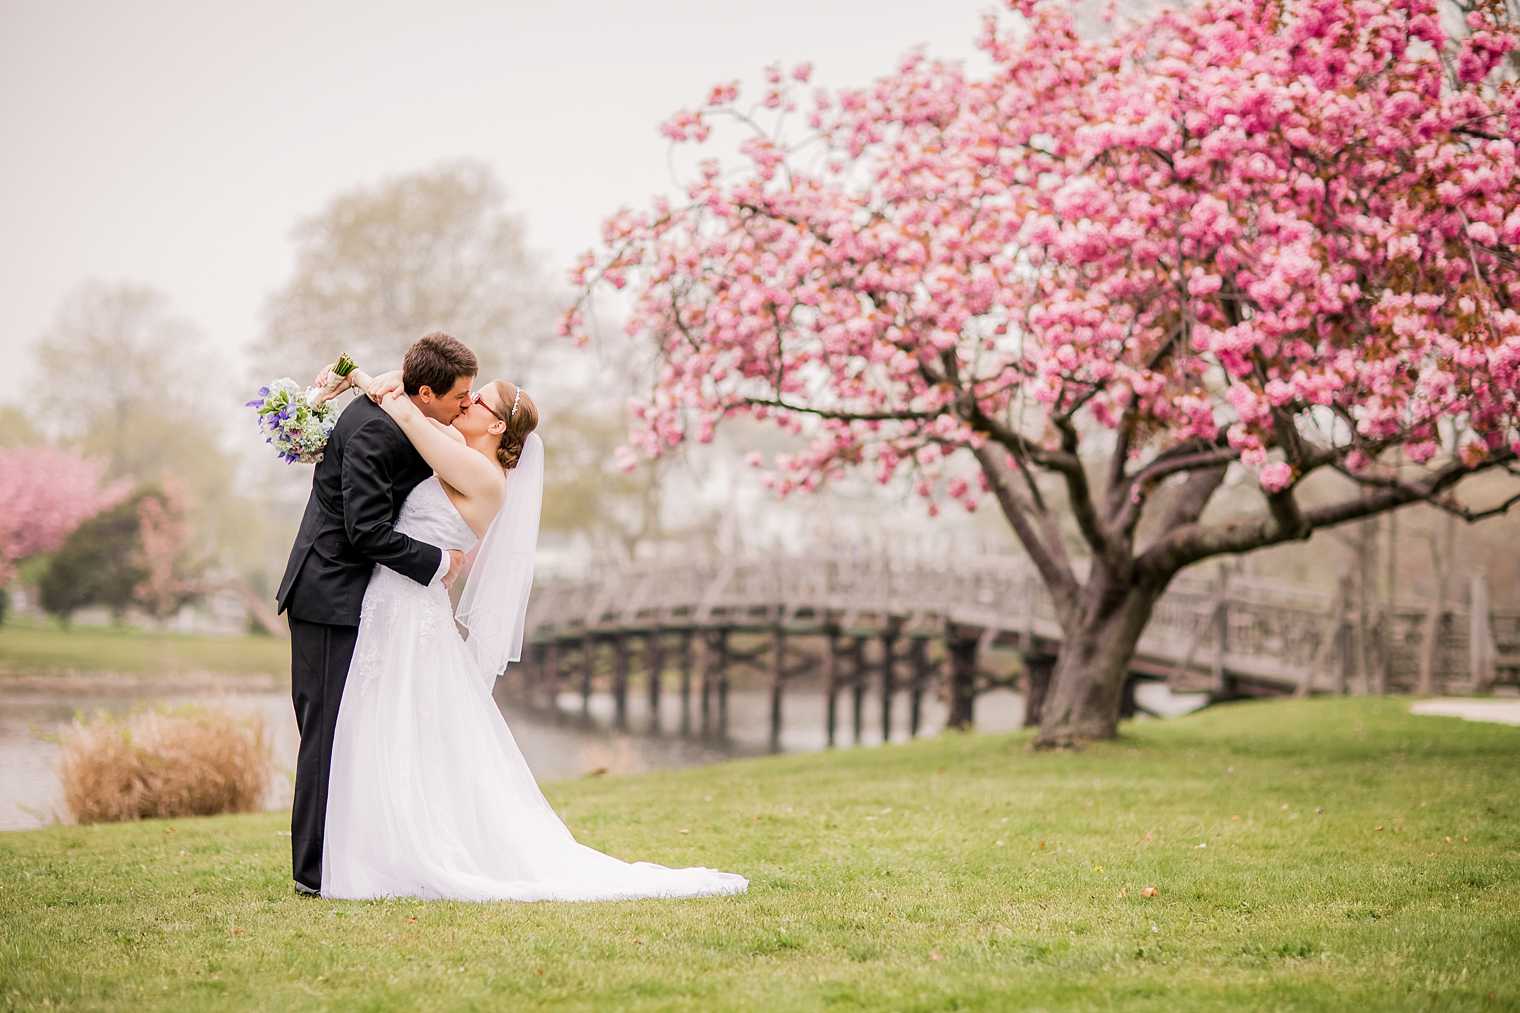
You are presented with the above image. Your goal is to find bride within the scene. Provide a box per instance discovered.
[320,369,748,902]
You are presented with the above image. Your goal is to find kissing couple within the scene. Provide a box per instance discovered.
[274,331,748,902]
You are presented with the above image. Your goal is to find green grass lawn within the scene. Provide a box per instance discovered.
[1,698,1516,1011]
[0,619,287,679]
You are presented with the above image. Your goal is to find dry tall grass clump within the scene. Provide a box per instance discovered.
[58,704,272,824]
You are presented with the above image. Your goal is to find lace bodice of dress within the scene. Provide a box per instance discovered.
[395,476,478,555]
[350,476,477,700]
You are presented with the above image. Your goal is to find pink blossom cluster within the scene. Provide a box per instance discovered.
[134,479,195,618]
[570,0,1520,508]
[0,447,121,585]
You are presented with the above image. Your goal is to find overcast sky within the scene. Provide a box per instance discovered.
[0,0,995,378]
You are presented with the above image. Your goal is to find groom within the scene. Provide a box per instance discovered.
[276,331,478,897]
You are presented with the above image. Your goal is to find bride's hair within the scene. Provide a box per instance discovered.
[493,382,539,471]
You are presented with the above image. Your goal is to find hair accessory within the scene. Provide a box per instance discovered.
[508,386,523,421]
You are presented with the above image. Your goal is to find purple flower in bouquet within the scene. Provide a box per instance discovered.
[246,356,358,465]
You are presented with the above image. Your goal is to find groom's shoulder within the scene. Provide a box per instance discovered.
[335,396,404,445]
[337,395,387,430]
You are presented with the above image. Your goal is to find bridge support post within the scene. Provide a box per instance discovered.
[1119,674,1140,719]
[770,627,786,750]
[908,637,930,738]
[824,629,841,748]
[646,633,664,728]
[679,629,694,733]
[701,629,729,734]
[850,635,868,744]
[947,629,978,731]
[580,636,594,716]
[1211,569,1236,700]
[1021,654,1053,728]
[612,635,630,727]
[525,647,544,702]
[700,633,712,730]
[544,641,561,712]
[717,635,731,736]
[523,643,541,698]
[1332,575,1353,695]
[879,629,898,743]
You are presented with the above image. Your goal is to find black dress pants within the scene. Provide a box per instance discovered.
[288,617,360,893]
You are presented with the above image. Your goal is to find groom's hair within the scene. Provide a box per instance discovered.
[403,332,478,397]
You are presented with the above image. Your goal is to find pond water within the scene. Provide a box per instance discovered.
[0,677,1204,831]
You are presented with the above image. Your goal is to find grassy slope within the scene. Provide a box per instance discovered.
[0,620,287,679]
[1,698,1516,1011]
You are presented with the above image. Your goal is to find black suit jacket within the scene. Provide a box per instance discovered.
[276,396,442,625]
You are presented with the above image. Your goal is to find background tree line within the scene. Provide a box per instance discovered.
[0,160,738,629]
[3,148,1517,637]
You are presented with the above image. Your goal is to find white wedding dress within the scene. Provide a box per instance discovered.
[322,475,749,902]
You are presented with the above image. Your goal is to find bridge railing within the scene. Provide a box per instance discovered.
[526,553,1516,692]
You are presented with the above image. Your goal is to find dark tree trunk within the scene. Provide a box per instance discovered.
[946,633,979,730]
[1035,578,1164,748]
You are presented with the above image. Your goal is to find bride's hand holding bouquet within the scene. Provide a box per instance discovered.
[313,358,407,406]
[248,353,376,464]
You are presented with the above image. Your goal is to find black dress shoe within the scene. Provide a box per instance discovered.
[294,882,321,898]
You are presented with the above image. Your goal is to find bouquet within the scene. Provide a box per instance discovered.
[247,354,357,464]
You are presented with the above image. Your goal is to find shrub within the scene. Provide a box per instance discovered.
[58,704,271,824]
[39,493,147,623]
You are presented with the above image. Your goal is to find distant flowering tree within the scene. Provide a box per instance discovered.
[570,0,1520,746]
[0,448,118,587]
[133,479,202,622]
[37,484,197,625]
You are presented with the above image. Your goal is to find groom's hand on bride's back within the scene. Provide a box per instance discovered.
[442,549,466,588]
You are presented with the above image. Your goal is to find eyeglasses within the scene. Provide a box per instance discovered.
[471,392,504,421]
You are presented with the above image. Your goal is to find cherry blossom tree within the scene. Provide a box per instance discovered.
[0,448,119,587]
[569,0,1520,746]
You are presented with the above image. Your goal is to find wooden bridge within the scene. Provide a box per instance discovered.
[508,551,1520,747]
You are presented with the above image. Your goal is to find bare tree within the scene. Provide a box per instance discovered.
[258,159,557,386]
[261,163,720,560]
[37,281,205,442]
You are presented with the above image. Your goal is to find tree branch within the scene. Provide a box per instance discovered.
[970,443,1079,621]
[739,397,940,422]
[1138,452,1516,575]
[1331,460,1520,523]
[1110,440,1238,537]
[1106,412,1135,502]
[1151,465,1230,541]
[1049,414,1124,570]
